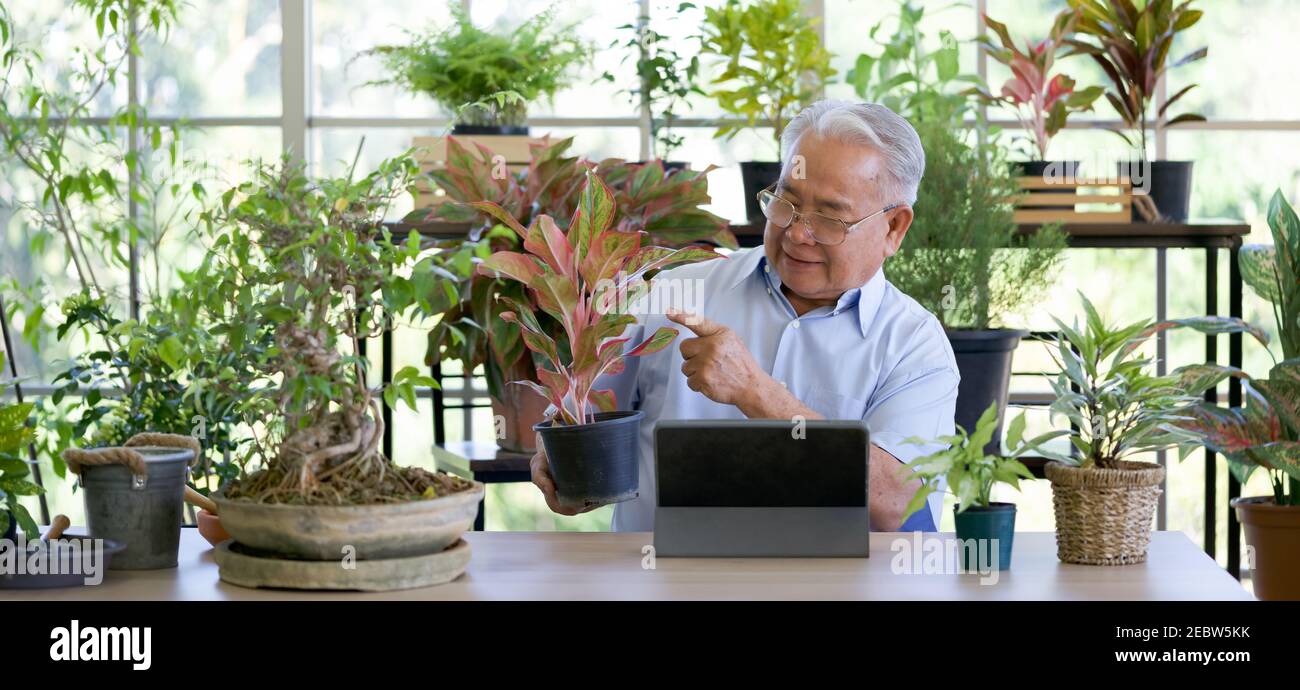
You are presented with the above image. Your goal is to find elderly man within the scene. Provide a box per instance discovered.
[531,99,959,532]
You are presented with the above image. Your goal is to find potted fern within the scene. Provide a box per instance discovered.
[359,5,592,134]
[902,401,1063,571]
[971,8,1104,178]
[698,0,835,222]
[472,170,720,508]
[1063,0,1206,221]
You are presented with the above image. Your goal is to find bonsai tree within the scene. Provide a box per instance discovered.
[603,6,703,160]
[183,154,467,504]
[413,137,734,407]
[970,9,1105,161]
[471,170,721,425]
[698,0,835,150]
[0,353,42,539]
[845,0,980,126]
[902,401,1061,518]
[887,121,1066,331]
[359,4,592,130]
[1063,0,1206,155]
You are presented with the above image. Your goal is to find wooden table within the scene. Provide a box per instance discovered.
[0,529,1251,601]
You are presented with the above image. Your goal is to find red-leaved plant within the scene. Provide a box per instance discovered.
[971,9,1104,160]
[472,169,722,425]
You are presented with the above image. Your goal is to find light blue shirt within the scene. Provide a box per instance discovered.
[600,246,960,532]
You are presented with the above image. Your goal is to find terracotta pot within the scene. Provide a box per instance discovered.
[196,508,230,547]
[492,383,550,454]
[1234,496,1300,601]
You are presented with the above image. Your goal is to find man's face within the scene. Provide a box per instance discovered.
[763,131,914,305]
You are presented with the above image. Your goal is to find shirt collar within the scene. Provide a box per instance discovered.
[727,248,887,339]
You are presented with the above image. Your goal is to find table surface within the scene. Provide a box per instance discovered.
[0,529,1252,601]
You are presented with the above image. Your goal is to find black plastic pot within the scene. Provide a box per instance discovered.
[452,123,529,136]
[953,502,1016,571]
[740,161,782,223]
[535,410,643,510]
[1119,160,1194,222]
[1014,160,1081,179]
[948,329,1028,455]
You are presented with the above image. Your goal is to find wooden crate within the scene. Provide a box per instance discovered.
[1013,176,1133,224]
[412,134,542,210]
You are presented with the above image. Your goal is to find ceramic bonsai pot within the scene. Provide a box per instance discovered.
[212,481,484,560]
[1045,460,1164,565]
[948,329,1029,455]
[740,160,782,223]
[954,502,1016,571]
[1233,496,1300,600]
[535,410,643,509]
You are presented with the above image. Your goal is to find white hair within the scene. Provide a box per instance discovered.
[780,99,926,205]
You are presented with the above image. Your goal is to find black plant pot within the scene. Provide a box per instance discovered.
[1119,160,1194,222]
[740,160,782,223]
[948,329,1028,456]
[953,502,1016,571]
[535,410,643,510]
[451,123,530,136]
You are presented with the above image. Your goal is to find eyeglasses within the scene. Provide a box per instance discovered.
[757,187,900,246]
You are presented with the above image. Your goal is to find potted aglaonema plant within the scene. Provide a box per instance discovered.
[472,170,720,508]
[1064,0,1206,221]
[888,120,1066,455]
[420,137,734,453]
[1170,189,1300,599]
[971,9,1103,182]
[359,4,591,134]
[699,0,834,222]
[903,402,1063,571]
[1034,294,1207,565]
[192,155,482,587]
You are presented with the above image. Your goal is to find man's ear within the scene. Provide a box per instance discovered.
[882,206,914,258]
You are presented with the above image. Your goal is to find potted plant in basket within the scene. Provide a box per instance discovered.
[413,137,734,453]
[603,4,703,169]
[1033,294,1215,565]
[697,0,835,222]
[358,4,592,134]
[970,8,1104,179]
[902,401,1064,571]
[471,169,721,509]
[1063,0,1207,221]
[185,153,481,590]
[887,120,1066,454]
[1164,189,1300,599]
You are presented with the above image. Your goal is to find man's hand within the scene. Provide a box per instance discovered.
[668,310,772,409]
[530,432,599,517]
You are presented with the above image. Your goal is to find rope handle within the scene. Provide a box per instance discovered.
[62,433,201,484]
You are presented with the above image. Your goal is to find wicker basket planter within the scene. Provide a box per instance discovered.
[1045,460,1165,565]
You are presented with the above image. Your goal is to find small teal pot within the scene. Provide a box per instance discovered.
[953,502,1016,571]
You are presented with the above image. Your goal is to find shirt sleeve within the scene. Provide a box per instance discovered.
[863,326,960,530]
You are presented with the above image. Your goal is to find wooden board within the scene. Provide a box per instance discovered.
[412,134,544,210]
[1013,176,1134,225]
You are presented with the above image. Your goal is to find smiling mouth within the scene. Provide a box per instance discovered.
[782,249,822,266]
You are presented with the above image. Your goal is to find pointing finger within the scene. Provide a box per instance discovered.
[666,310,725,337]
